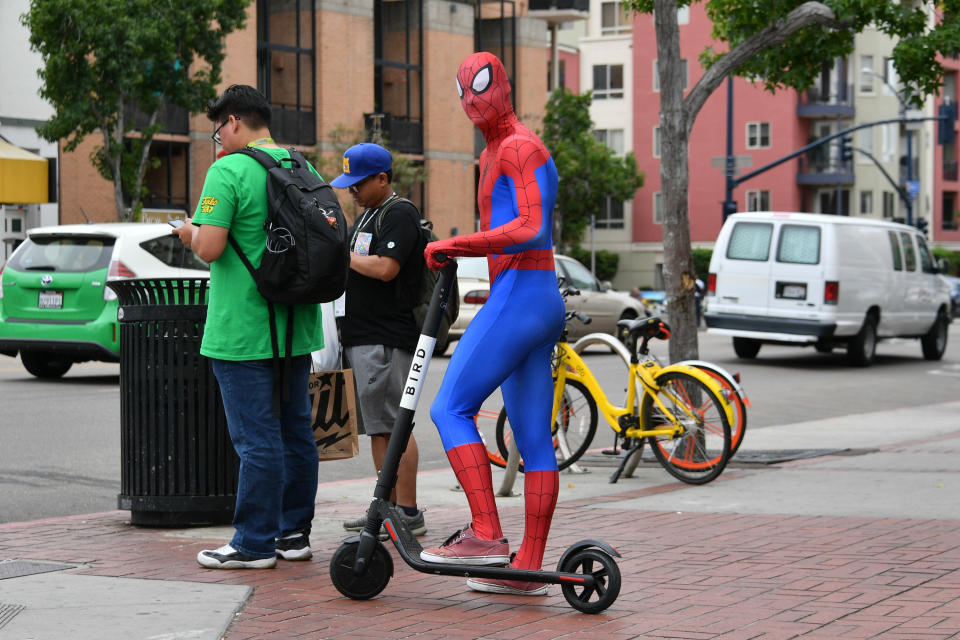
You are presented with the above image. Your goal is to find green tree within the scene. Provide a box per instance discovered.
[22,0,251,221]
[622,0,960,363]
[541,89,644,250]
[566,246,620,282]
[311,126,427,222]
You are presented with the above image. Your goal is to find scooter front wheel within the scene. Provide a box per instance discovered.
[558,548,621,614]
[330,540,394,600]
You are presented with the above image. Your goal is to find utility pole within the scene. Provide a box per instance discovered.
[722,76,737,220]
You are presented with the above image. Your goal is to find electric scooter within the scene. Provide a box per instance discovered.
[329,257,622,614]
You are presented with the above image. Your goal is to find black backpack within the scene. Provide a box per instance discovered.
[375,197,460,350]
[228,146,349,411]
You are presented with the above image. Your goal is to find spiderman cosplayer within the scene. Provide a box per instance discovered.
[420,52,565,597]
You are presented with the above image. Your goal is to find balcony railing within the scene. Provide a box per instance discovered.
[124,100,189,135]
[364,113,423,155]
[797,84,856,118]
[944,161,958,181]
[796,154,855,185]
[271,107,316,146]
[528,0,589,10]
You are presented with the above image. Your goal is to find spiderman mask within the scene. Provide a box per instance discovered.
[456,52,515,132]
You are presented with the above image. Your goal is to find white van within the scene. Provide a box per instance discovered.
[705,212,952,366]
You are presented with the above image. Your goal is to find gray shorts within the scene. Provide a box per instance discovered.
[344,344,414,436]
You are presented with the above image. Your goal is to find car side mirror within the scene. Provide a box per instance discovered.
[600,281,612,292]
[937,258,949,274]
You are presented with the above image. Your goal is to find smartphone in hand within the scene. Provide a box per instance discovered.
[168,219,185,228]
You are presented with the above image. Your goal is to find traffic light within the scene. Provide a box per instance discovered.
[938,102,957,145]
[916,217,929,237]
[840,135,854,162]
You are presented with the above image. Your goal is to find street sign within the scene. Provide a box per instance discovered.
[907,180,920,200]
[711,155,753,169]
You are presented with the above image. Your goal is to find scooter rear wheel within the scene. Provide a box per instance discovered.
[330,540,394,600]
[558,548,621,614]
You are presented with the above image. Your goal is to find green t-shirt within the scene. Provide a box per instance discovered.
[192,146,324,360]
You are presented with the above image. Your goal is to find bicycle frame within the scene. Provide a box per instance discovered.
[552,341,733,441]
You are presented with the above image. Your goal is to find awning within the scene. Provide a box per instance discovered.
[0,138,49,204]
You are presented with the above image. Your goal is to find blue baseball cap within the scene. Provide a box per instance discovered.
[330,143,392,188]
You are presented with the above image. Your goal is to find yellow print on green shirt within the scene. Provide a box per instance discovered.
[200,196,219,215]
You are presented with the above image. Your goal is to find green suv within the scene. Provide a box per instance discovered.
[0,223,208,378]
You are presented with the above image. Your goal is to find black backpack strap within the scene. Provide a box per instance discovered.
[374,196,415,234]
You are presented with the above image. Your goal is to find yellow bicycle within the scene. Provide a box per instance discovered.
[485,313,736,485]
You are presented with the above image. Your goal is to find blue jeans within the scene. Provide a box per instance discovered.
[211,356,318,558]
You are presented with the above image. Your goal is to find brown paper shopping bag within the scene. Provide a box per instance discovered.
[309,368,360,461]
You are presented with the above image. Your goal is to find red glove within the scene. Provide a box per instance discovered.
[424,239,459,270]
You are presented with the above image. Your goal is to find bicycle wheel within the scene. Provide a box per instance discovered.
[474,409,508,468]
[495,378,598,472]
[641,371,731,485]
[691,366,747,456]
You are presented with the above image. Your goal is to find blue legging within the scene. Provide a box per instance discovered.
[430,268,565,471]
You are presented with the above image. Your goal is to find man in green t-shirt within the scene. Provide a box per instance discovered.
[173,85,323,570]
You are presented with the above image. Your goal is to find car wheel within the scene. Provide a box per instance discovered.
[847,315,877,367]
[921,311,949,361]
[732,337,761,359]
[20,352,73,379]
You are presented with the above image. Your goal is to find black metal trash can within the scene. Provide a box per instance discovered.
[109,278,239,526]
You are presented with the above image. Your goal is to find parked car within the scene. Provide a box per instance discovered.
[445,254,647,351]
[0,223,209,378]
[945,275,960,318]
[705,212,952,366]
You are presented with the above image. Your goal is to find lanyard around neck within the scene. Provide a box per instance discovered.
[351,193,398,249]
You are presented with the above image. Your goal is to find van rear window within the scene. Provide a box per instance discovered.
[726,222,772,261]
[777,225,820,264]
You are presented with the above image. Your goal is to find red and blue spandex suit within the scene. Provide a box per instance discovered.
[425,52,565,572]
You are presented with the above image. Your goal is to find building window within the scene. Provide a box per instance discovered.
[943,192,957,230]
[882,190,895,218]
[883,57,899,94]
[857,128,873,162]
[859,55,874,93]
[600,1,631,35]
[653,126,661,158]
[746,122,770,149]
[593,64,624,99]
[746,190,770,212]
[677,6,689,24]
[653,59,688,92]
[860,190,873,215]
[593,129,624,155]
[372,0,424,155]
[257,0,317,145]
[653,192,663,224]
[596,196,624,229]
[943,72,957,104]
[127,140,190,211]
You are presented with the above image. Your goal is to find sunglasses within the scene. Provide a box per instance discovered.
[348,174,378,194]
[212,116,240,145]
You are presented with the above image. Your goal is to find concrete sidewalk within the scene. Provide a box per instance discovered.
[1,403,958,640]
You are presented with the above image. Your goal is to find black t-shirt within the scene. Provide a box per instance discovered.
[342,196,422,351]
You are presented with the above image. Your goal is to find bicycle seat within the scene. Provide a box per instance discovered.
[617,316,671,342]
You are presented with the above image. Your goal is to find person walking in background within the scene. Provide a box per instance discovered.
[333,143,428,539]
[172,85,323,569]
[420,52,565,597]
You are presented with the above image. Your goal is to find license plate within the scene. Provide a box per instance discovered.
[781,284,806,300]
[38,291,63,309]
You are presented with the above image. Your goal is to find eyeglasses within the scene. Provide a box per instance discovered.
[348,174,377,194]
[212,117,239,145]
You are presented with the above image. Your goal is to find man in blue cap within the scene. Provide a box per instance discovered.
[332,143,428,538]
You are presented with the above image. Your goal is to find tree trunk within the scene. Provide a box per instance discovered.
[129,108,161,220]
[652,0,839,363]
[654,0,698,364]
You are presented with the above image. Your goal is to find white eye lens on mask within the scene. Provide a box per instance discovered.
[471,65,491,93]
[456,77,464,98]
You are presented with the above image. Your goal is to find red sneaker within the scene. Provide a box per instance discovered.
[419,524,510,566]
[466,571,549,596]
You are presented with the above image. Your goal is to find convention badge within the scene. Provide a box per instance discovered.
[355,232,373,256]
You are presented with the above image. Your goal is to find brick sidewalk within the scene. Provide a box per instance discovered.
[1,486,959,639]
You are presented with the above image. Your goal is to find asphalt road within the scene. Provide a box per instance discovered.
[1,324,958,524]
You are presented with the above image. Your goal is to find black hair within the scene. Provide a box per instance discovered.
[384,169,394,184]
[206,85,271,129]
